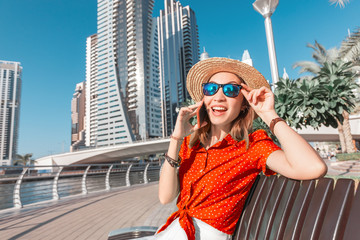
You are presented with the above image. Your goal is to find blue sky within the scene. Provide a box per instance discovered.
[0,0,359,159]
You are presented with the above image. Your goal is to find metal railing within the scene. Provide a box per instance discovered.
[0,162,162,210]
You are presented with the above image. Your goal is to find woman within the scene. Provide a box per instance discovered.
[156,58,327,240]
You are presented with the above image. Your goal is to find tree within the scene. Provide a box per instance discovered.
[294,42,359,153]
[293,41,360,153]
[14,153,37,166]
[340,28,360,115]
[314,60,359,153]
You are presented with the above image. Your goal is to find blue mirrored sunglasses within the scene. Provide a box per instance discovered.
[202,83,242,98]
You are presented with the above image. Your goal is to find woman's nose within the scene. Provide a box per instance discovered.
[212,89,226,101]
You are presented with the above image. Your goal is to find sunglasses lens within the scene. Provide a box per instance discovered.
[223,84,240,97]
[203,83,219,96]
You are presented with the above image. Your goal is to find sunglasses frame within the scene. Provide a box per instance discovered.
[202,82,242,98]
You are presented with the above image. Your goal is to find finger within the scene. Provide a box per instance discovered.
[241,83,253,92]
[240,87,249,99]
[253,90,263,104]
[192,121,208,132]
[187,101,203,110]
[189,110,198,118]
[260,86,271,92]
[247,90,255,103]
[179,106,196,115]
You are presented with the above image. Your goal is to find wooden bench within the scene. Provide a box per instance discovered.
[108,175,360,240]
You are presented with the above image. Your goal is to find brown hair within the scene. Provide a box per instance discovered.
[189,75,255,148]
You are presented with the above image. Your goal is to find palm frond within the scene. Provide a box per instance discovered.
[315,40,328,58]
[340,28,360,63]
[306,41,330,65]
[350,65,360,75]
[329,0,350,8]
[327,47,340,62]
[293,61,321,74]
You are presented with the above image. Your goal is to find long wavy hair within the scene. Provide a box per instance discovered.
[189,78,255,149]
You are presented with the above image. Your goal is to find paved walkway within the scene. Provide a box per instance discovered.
[0,183,176,240]
[324,159,360,178]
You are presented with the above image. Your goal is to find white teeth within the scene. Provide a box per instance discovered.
[212,107,226,111]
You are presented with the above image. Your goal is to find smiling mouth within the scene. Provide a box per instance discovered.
[211,106,227,113]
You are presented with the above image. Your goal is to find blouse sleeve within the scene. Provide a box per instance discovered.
[249,129,282,176]
[178,135,190,164]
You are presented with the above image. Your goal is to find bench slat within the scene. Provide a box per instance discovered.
[299,178,334,240]
[248,175,277,239]
[318,179,354,240]
[256,176,288,240]
[343,184,360,240]
[234,175,268,240]
[269,178,300,240]
[283,180,316,240]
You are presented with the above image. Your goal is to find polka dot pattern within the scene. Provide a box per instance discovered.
[157,129,281,240]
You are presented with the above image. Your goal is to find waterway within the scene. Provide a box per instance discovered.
[0,169,160,210]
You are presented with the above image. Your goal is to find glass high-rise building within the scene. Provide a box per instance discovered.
[0,61,22,165]
[85,0,162,148]
[86,34,98,147]
[158,0,199,137]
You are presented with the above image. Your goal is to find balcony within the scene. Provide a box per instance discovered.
[128,103,137,109]
[128,71,136,78]
[128,98,137,103]
[128,92,137,98]
[128,60,136,67]
[128,81,137,88]
[127,35,136,42]
[128,55,136,62]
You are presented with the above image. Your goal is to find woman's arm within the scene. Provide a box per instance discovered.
[158,138,182,204]
[241,85,327,180]
[158,102,206,204]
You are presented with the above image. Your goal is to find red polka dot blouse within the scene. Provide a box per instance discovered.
[157,129,281,240]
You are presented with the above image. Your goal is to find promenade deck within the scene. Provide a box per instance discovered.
[0,182,176,240]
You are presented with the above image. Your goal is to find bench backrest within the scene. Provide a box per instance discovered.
[232,175,360,240]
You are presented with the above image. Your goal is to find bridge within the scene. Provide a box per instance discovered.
[36,116,360,166]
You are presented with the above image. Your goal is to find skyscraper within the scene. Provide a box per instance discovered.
[70,82,86,151]
[85,34,98,147]
[158,0,200,137]
[0,61,22,165]
[85,0,162,148]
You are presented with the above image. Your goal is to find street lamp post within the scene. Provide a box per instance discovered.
[253,0,280,87]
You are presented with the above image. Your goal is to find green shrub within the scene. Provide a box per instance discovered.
[336,152,360,161]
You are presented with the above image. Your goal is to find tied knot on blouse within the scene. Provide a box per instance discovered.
[157,129,281,240]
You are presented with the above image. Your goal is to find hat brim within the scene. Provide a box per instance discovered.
[186,57,270,102]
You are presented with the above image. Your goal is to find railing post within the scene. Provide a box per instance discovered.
[13,167,28,208]
[144,163,150,184]
[82,166,91,195]
[126,164,132,187]
[52,167,64,200]
[106,165,113,190]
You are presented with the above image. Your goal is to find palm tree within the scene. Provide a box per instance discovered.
[293,41,349,78]
[314,60,358,153]
[14,153,36,166]
[293,42,359,153]
[340,28,360,115]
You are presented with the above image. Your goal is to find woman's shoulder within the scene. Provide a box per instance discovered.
[248,129,272,143]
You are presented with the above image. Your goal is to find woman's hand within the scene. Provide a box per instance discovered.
[172,102,208,139]
[240,84,278,125]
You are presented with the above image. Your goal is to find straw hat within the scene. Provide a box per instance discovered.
[186,57,270,102]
